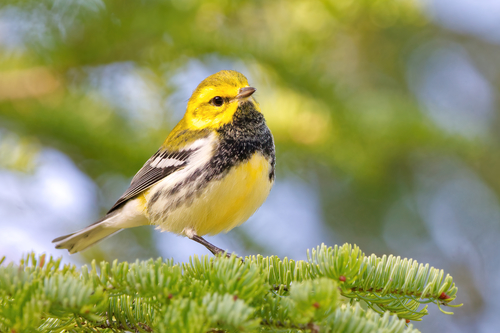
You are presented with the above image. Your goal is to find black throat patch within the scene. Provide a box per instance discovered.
[208,100,275,181]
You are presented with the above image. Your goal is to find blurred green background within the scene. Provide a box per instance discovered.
[1,0,500,331]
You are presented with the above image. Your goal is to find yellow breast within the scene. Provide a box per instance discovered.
[154,152,274,236]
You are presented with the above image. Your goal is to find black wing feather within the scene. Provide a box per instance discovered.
[107,148,197,213]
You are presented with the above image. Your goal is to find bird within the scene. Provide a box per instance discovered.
[53,70,275,256]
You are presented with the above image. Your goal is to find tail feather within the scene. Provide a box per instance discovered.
[52,199,148,254]
[52,218,122,254]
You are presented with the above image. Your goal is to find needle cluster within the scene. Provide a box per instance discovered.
[0,243,460,332]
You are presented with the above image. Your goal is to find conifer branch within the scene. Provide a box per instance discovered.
[0,243,461,332]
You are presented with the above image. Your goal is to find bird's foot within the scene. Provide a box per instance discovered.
[191,234,233,258]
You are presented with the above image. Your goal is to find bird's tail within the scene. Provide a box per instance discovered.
[52,215,123,254]
[52,200,148,254]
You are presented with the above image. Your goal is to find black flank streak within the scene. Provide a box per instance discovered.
[151,191,161,204]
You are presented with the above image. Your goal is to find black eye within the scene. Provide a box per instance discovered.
[210,96,224,107]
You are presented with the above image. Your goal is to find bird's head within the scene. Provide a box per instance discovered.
[183,70,259,129]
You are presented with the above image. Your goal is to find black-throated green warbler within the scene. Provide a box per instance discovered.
[53,70,275,256]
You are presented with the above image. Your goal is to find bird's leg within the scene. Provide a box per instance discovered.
[190,234,232,258]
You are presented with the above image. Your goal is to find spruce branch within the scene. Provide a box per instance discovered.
[0,244,461,332]
[252,243,461,321]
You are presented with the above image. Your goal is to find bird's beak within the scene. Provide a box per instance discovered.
[236,87,256,100]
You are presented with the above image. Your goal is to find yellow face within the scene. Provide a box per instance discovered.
[184,70,260,129]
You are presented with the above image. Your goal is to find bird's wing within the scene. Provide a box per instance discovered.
[107,135,213,213]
